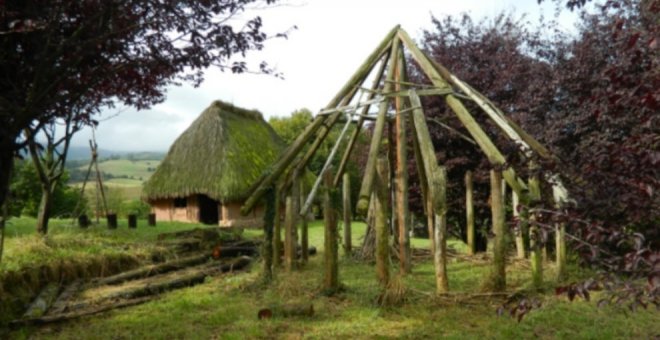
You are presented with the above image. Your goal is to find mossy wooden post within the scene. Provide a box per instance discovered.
[299,175,309,263]
[555,205,567,281]
[465,170,475,255]
[528,172,543,290]
[433,168,449,294]
[356,36,400,216]
[273,191,282,267]
[323,168,339,292]
[513,191,526,259]
[342,173,352,256]
[262,186,276,283]
[284,181,298,272]
[394,42,411,274]
[490,169,506,292]
[375,158,390,285]
[411,117,434,250]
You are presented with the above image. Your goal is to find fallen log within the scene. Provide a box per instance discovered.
[103,256,252,301]
[94,253,212,286]
[22,283,60,318]
[96,246,256,286]
[11,296,158,327]
[48,280,83,315]
[257,303,314,319]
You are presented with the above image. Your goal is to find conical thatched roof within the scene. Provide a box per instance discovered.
[143,100,285,203]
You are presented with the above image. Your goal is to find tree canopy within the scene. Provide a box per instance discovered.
[0,0,282,209]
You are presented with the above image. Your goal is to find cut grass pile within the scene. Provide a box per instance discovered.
[4,220,657,339]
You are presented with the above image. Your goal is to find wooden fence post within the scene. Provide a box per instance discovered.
[490,169,506,292]
[299,175,309,263]
[284,179,299,272]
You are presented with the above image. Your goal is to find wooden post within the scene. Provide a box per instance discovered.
[375,158,390,285]
[513,191,526,259]
[342,173,352,256]
[78,214,90,229]
[465,171,475,255]
[262,186,276,283]
[528,172,543,290]
[273,191,282,268]
[284,179,299,272]
[394,42,411,274]
[299,176,309,263]
[356,37,400,216]
[490,169,506,292]
[323,168,339,292]
[107,213,117,229]
[432,168,449,294]
[410,113,434,249]
[148,213,156,227]
[556,218,567,281]
[128,214,137,229]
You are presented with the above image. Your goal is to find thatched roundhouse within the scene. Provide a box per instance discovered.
[143,100,285,227]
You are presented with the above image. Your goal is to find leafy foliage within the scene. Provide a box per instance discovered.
[8,161,83,218]
[0,0,283,209]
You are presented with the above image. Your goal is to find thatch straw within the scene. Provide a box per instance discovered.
[143,100,285,203]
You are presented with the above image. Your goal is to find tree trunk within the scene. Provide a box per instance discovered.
[513,191,526,259]
[465,171,475,255]
[375,158,390,285]
[0,140,12,213]
[36,186,53,235]
[323,169,339,292]
[342,173,352,256]
[433,168,449,294]
[490,169,506,292]
[0,202,6,263]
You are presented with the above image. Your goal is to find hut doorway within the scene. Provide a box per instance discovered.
[198,194,219,225]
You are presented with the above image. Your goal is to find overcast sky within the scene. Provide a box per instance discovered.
[70,0,580,152]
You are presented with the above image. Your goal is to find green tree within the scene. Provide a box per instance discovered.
[9,160,83,218]
[269,109,314,145]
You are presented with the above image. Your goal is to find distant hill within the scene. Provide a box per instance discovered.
[66,146,165,161]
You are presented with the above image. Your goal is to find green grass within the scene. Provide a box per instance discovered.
[4,220,659,339]
[0,217,202,275]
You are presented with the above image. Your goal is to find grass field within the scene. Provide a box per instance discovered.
[2,218,657,339]
[70,158,160,202]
